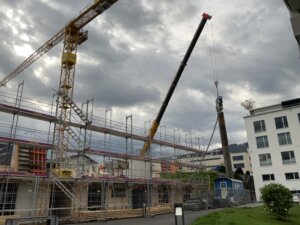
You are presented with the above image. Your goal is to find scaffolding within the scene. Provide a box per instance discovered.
[0,89,211,223]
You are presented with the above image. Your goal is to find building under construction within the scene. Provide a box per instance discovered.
[0,0,212,223]
[0,88,210,223]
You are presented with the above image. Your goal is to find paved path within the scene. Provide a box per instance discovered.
[66,208,222,225]
[66,203,262,225]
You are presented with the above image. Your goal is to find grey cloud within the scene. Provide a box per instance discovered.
[1,0,300,147]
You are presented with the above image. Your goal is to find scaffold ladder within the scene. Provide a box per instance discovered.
[59,92,91,125]
[52,176,84,209]
[64,124,82,147]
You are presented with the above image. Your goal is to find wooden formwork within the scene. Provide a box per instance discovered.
[0,215,20,225]
[75,204,173,221]
[76,208,143,221]
[149,204,173,216]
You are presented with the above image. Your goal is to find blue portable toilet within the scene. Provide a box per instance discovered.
[214,178,245,200]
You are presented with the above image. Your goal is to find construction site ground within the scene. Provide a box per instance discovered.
[66,203,262,225]
[66,208,223,225]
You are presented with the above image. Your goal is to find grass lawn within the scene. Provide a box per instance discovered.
[191,205,300,225]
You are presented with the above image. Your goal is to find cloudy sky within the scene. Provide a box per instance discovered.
[0,0,299,149]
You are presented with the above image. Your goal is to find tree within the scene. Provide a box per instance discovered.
[244,171,255,202]
[260,183,293,220]
[234,167,244,181]
[244,171,254,190]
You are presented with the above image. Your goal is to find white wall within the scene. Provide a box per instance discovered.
[245,104,300,200]
[128,160,151,179]
[231,152,252,173]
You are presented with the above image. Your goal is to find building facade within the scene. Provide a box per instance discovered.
[180,143,252,174]
[231,151,252,174]
[244,98,300,200]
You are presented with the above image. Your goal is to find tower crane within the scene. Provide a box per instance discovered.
[140,13,212,156]
[0,0,118,172]
[0,0,117,87]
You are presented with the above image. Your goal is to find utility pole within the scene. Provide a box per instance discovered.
[215,81,233,178]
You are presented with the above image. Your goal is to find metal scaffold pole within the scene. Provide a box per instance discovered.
[126,115,132,178]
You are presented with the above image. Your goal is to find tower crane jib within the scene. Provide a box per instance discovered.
[0,0,118,174]
[0,0,118,87]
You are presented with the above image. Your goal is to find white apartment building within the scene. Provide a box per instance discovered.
[244,98,300,200]
[231,151,252,174]
[180,143,252,174]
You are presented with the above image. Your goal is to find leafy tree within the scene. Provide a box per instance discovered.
[234,167,244,181]
[215,165,226,173]
[260,183,293,220]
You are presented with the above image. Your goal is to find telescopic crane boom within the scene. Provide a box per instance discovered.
[140,13,212,156]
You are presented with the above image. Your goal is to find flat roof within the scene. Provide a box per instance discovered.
[245,98,300,117]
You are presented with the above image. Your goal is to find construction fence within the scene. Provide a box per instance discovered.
[0,175,210,224]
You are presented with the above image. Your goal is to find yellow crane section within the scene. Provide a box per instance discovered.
[0,0,118,87]
[0,0,118,173]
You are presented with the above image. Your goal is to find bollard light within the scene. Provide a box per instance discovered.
[174,203,185,225]
[175,206,182,216]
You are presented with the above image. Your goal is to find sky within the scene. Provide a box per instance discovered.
[0,0,299,150]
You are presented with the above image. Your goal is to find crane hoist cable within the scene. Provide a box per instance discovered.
[198,117,218,168]
[207,20,218,83]
[197,20,221,168]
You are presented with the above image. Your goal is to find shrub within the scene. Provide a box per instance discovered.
[260,183,293,220]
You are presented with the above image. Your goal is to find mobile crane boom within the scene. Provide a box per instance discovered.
[0,0,117,87]
[140,13,212,156]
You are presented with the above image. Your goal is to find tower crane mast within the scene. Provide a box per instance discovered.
[0,0,118,173]
[54,0,117,171]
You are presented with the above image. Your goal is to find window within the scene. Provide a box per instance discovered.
[253,120,266,133]
[262,174,275,181]
[281,151,296,164]
[232,155,244,161]
[220,182,227,188]
[158,185,170,203]
[285,172,299,180]
[298,113,300,123]
[88,183,102,210]
[259,153,272,166]
[278,132,292,145]
[256,136,269,148]
[0,183,18,215]
[275,116,288,129]
[161,163,171,172]
[233,163,245,168]
[111,184,126,198]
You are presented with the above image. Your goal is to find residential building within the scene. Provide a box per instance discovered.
[179,143,252,174]
[244,98,300,200]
